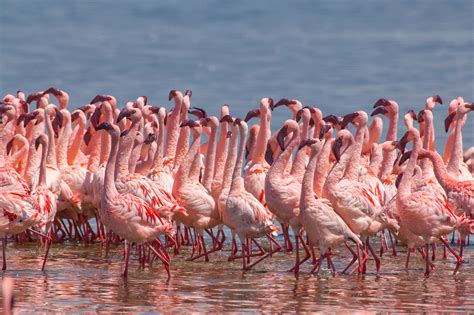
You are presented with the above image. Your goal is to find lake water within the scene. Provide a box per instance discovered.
[1,0,473,147]
[1,0,473,312]
[1,236,473,312]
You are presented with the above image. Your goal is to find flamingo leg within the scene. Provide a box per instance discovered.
[41,233,52,271]
[417,248,436,270]
[341,243,358,274]
[366,238,381,273]
[424,243,430,277]
[405,248,412,269]
[439,237,463,274]
[289,234,311,273]
[2,235,7,271]
[122,241,131,277]
[147,243,171,280]
[388,232,397,256]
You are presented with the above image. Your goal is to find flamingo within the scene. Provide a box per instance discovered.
[299,138,362,275]
[396,128,471,276]
[172,119,221,261]
[96,122,174,278]
[225,119,281,270]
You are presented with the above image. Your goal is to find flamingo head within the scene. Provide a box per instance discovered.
[144,133,157,144]
[322,114,342,128]
[180,119,200,128]
[297,138,318,151]
[277,120,299,151]
[116,108,136,123]
[264,143,274,165]
[34,134,47,150]
[318,124,332,140]
[23,110,40,126]
[189,107,207,119]
[220,114,234,124]
[295,107,311,123]
[90,94,112,105]
[244,109,260,122]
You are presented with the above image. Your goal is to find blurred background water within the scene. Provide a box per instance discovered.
[1,0,473,147]
[0,1,474,312]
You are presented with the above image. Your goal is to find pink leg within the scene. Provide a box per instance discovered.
[388,232,397,256]
[424,244,430,277]
[405,248,412,269]
[439,237,463,274]
[2,235,7,271]
[41,233,52,271]
[122,241,131,277]
[366,238,381,273]
[342,243,358,274]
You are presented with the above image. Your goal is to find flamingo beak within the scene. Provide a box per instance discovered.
[226,130,232,138]
[397,131,410,153]
[332,137,343,162]
[322,114,340,126]
[432,95,443,104]
[318,124,332,139]
[272,98,290,110]
[26,93,42,105]
[277,126,288,151]
[298,139,317,151]
[35,137,42,150]
[43,87,62,96]
[244,109,260,122]
[144,133,157,144]
[233,118,242,126]
[91,107,101,129]
[295,109,303,122]
[370,106,388,116]
[20,100,29,113]
[96,122,113,131]
[24,111,39,126]
[395,172,403,189]
[398,150,412,166]
[90,95,111,104]
[168,90,177,101]
[220,115,233,123]
[140,95,148,105]
[189,107,207,119]
[6,138,14,155]
[265,143,274,165]
[407,109,417,121]
[54,108,63,127]
[444,112,456,132]
[340,112,359,129]
[373,98,390,108]
[116,108,135,123]
[185,90,192,98]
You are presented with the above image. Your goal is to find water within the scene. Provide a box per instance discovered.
[1,237,473,312]
[1,1,474,312]
[0,0,473,148]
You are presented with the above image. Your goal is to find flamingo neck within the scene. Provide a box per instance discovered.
[9,136,29,176]
[344,126,365,181]
[446,113,464,176]
[220,131,239,196]
[421,150,456,191]
[38,141,48,187]
[68,117,85,165]
[398,136,420,199]
[420,116,433,177]
[175,131,201,190]
[57,120,72,169]
[212,122,229,188]
[442,128,455,163]
[230,126,248,192]
[151,119,165,171]
[173,120,190,171]
[313,138,332,196]
[291,119,310,178]
[103,131,119,202]
[44,112,57,167]
[136,142,157,174]
[380,112,398,178]
[302,146,320,203]
[86,131,102,172]
[202,126,218,191]
[270,132,299,177]
[115,120,140,179]
[165,97,182,158]
[368,145,384,175]
[253,111,270,164]
[25,121,44,182]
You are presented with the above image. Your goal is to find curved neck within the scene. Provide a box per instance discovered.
[115,120,140,179]
[269,132,299,177]
[86,130,102,172]
[38,142,48,187]
[220,130,239,194]
[202,126,218,191]
[175,130,201,185]
[291,119,309,177]
[442,128,455,163]
[151,118,165,170]
[368,145,384,175]
[398,137,420,199]
[446,113,464,176]
[136,142,157,174]
[25,121,44,182]
[253,111,270,164]
[313,138,332,196]
[9,136,29,176]
[103,131,119,201]
[421,150,456,191]
[230,126,248,191]
[380,113,398,177]
[165,97,182,158]
[44,111,57,167]
[302,146,319,203]
[344,126,365,181]
[173,122,190,171]
[420,116,432,176]
[128,139,143,174]
[212,122,229,183]
[68,117,85,165]
[324,141,354,195]
[57,120,72,169]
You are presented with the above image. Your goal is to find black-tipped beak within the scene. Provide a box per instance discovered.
[185,90,192,98]
[6,138,14,155]
[273,98,290,110]
[444,112,456,132]
[169,90,177,101]
[319,124,332,139]
[298,139,317,151]
[341,112,359,129]
[373,98,390,108]
[180,119,199,128]
[234,118,242,126]
[140,96,148,105]
[322,114,340,126]
[398,150,412,166]
[96,122,113,131]
[220,115,233,123]
[20,100,29,114]
[189,107,207,119]
[24,111,39,126]
[26,93,42,105]
[144,133,157,144]
[432,95,443,104]
[91,107,101,129]
[332,137,343,162]
[466,103,474,110]
[371,106,388,116]
[54,108,63,127]
[417,110,425,123]
[395,172,403,189]
[226,131,232,138]
[116,108,135,123]
[407,109,417,121]
[35,137,42,150]
[199,117,209,127]
[244,109,260,122]
[397,131,410,153]
[43,87,62,96]
[17,114,26,125]
[265,143,274,165]
[277,126,288,151]
[296,109,303,122]
[90,95,111,104]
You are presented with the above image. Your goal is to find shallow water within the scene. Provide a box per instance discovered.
[1,235,473,312]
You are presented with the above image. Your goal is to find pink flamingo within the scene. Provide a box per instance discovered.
[224,119,281,270]
[265,119,307,272]
[173,119,221,261]
[96,122,174,278]
[396,128,471,276]
[211,105,231,201]
[299,138,362,275]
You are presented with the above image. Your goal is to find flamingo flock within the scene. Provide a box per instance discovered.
[0,89,473,279]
